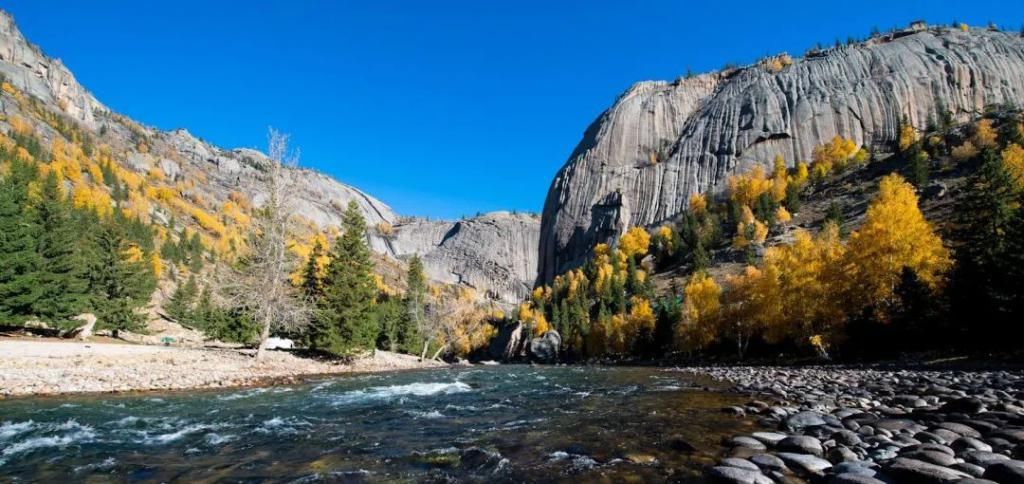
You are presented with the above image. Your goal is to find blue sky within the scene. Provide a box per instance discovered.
[4,2,1023,219]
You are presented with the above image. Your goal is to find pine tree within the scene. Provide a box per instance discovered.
[300,238,326,301]
[88,223,156,335]
[166,274,198,324]
[400,254,427,354]
[312,201,379,356]
[0,159,41,323]
[31,172,90,326]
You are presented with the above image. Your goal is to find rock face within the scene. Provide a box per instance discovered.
[388,212,540,304]
[539,26,1024,282]
[0,9,538,305]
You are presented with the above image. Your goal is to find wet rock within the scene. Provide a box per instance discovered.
[751,431,788,446]
[527,331,561,364]
[900,449,958,467]
[937,422,982,439]
[720,457,760,471]
[962,451,1011,468]
[776,452,833,476]
[952,437,993,453]
[828,447,862,464]
[981,460,1024,482]
[951,462,986,478]
[708,465,774,484]
[665,434,696,453]
[778,435,824,456]
[830,474,886,484]
[886,457,972,482]
[786,411,827,431]
[749,454,787,472]
[730,436,767,451]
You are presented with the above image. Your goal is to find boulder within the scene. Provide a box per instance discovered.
[64,313,97,340]
[885,457,972,482]
[527,331,561,363]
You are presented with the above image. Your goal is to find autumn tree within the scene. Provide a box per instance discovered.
[845,174,951,317]
[619,226,651,260]
[676,272,720,353]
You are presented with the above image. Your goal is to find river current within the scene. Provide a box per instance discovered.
[0,366,754,482]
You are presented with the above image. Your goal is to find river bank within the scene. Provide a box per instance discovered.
[0,339,447,398]
[684,366,1024,483]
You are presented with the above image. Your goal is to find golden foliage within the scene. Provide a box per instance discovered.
[71,185,113,218]
[619,226,651,259]
[974,119,998,149]
[727,166,772,207]
[811,136,862,178]
[776,206,792,223]
[846,174,952,312]
[734,206,768,248]
[678,272,721,351]
[898,123,918,152]
[122,245,144,263]
[951,141,979,162]
[1001,143,1024,187]
[150,253,164,279]
[376,221,394,238]
[959,23,969,32]
[689,193,707,214]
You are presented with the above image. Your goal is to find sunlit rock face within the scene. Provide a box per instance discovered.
[539,27,1024,283]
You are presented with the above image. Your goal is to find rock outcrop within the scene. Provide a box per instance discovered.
[0,9,538,305]
[539,26,1024,282]
[388,212,540,303]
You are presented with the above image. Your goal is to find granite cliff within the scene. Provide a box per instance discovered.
[539,25,1024,282]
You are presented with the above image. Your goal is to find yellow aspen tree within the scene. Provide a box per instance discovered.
[973,119,998,149]
[150,253,164,279]
[845,174,952,314]
[728,166,772,207]
[951,141,979,162]
[771,154,789,202]
[790,162,810,187]
[678,272,721,352]
[689,193,708,214]
[898,123,918,152]
[1001,143,1024,188]
[776,206,792,224]
[619,226,651,259]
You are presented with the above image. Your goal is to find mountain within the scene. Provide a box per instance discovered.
[538,23,1024,283]
[0,10,537,305]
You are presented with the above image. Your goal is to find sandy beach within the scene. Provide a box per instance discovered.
[0,339,448,397]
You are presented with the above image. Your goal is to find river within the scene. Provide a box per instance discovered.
[0,366,754,482]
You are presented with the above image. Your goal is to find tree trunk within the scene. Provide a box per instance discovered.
[431,344,446,361]
[255,315,272,360]
[419,339,430,361]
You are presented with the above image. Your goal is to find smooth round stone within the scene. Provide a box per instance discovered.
[832,430,863,446]
[901,443,956,456]
[708,465,773,484]
[830,474,886,484]
[937,422,982,438]
[982,460,1024,482]
[951,436,993,453]
[899,449,958,467]
[730,436,767,451]
[720,457,760,471]
[834,461,878,476]
[963,450,1011,467]
[885,457,973,482]
[748,453,787,472]
[952,461,987,478]
[828,446,861,463]
[785,411,827,430]
[776,452,833,476]
[750,431,787,446]
[778,435,824,456]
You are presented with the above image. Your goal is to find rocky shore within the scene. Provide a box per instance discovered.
[680,367,1024,483]
[0,340,447,397]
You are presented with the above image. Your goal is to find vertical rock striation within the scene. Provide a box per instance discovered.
[539,27,1024,283]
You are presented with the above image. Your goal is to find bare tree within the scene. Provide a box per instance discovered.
[219,129,309,360]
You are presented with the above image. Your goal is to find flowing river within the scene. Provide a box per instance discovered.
[0,366,755,482]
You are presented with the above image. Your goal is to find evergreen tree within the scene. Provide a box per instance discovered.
[951,149,1019,341]
[0,159,41,323]
[374,294,404,352]
[31,172,90,326]
[400,254,427,354]
[311,201,379,356]
[88,223,156,335]
[166,275,198,324]
[300,238,326,301]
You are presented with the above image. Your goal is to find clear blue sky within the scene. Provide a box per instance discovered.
[4,2,1023,219]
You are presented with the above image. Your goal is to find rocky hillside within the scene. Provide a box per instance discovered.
[539,24,1024,282]
[0,10,537,305]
